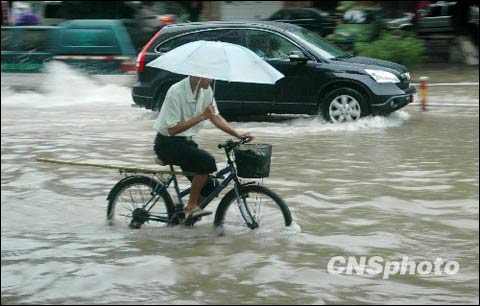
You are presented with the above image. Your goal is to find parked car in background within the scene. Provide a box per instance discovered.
[1,24,54,72]
[38,1,64,25]
[132,21,416,123]
[414,1,457,35]
[333,7,385,47]
[413,1,458,61]
[385,12,414,33]
[265,8,338,36]
[50,19,137,73]
[1,19,136,74]
[37,1,167,52]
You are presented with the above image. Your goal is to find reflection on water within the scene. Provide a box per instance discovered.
[1,65,479,304]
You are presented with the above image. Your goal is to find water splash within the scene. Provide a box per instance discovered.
[1,62,131,108]
[201,111,411,135]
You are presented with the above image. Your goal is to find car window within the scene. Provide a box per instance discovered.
[425,3,455,17]
[156,32,198,53]
[2,27,54,52]
[44,3,62,18]
[288,27,348,59]
[61,29,116,47]
[20,29,51,51]
[446,3,457,16]
[156,29,244,53]
[196,29,244,45]
[1,29,14,51]
[245,30,302,60]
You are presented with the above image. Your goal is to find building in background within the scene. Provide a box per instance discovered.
[202,1,316,21]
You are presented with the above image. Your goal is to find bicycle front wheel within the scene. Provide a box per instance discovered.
[107,175,175,229]
[214,185,292,233]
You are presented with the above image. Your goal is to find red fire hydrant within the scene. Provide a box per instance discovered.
[419,76,429,111]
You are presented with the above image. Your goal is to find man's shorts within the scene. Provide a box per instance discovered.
[154,133,218,197]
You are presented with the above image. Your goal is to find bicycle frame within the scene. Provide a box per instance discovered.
[140,144,257,225]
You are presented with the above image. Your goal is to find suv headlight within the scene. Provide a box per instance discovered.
[365,69,400,83]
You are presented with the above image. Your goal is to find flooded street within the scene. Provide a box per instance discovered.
[1,66,479,304]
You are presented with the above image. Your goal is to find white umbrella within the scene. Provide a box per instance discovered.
[146,40,284,84]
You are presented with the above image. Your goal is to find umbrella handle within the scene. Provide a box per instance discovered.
[211,80,216,104]
[194,78,201,101]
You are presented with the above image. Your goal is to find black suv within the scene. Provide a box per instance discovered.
[132,21,416,123]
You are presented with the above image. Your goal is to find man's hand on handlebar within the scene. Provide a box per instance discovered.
[239,131,256,141]
[218,135,254,150]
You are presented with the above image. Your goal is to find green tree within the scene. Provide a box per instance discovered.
[354,32,425,69]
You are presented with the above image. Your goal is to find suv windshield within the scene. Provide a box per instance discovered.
[288,27,350,59]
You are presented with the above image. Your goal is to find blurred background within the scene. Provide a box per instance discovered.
[1,1,478,76]
[1,4,478,305]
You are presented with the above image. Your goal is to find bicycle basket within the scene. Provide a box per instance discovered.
[233,144,272,178]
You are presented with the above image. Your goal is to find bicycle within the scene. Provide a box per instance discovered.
[106,137,292,232]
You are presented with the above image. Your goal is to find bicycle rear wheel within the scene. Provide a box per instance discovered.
[214,185,292,234]
[107,176,175,229]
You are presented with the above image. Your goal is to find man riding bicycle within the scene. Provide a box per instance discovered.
[153,76,255,221]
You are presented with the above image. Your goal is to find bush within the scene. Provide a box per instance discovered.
[354,32,425,69]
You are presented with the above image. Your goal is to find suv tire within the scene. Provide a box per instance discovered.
[321,88,369,122]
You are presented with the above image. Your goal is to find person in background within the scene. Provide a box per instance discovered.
[268,38,288,59]
[251,36,271,58]
[251,36,287,59]
[12,1,39,25]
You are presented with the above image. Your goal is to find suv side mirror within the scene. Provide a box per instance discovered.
[289,50,309,63]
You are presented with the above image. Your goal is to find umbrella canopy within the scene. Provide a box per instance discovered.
[146,40,284,84]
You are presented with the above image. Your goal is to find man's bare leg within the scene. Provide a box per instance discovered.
[185,174,209,214]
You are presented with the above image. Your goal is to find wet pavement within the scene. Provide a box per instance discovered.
[410,64,479,84]
[1,65,479,304]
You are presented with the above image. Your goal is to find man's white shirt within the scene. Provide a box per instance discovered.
[154,77,219,137]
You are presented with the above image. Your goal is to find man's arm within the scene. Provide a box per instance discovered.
[167,104,216,136]
[210,115,240,138]
[210,115,255,140]
[167,115,206,136]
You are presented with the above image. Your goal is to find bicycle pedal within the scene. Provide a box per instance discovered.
[183,218,195,227]
[183,215,203,226]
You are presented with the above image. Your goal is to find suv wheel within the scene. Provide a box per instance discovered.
[321,88,368,123]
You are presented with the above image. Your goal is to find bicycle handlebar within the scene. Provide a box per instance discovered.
[218,137,252,150]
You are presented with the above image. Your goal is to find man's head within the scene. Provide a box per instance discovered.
[190,76,212,90]
[270,38,281,51]
[251,35,270,52]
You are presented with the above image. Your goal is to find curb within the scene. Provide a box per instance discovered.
[411,82,479,86]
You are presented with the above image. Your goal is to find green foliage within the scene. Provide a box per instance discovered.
[337,1,382,12]
[337,1,357,12]
[353,32,425,69]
